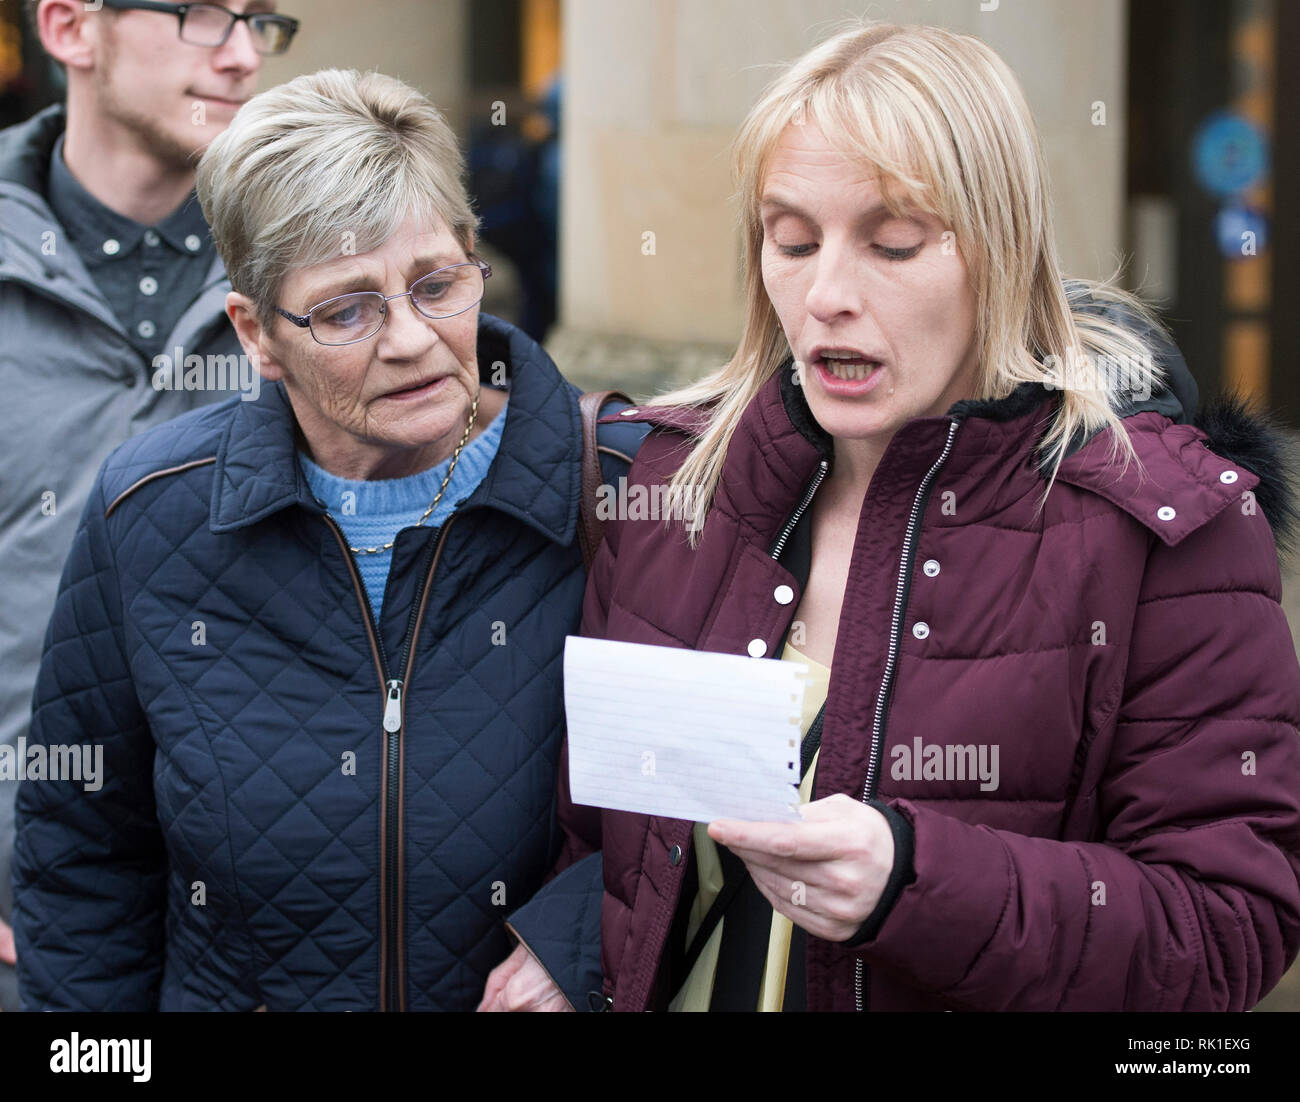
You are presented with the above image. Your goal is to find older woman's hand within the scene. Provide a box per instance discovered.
[708,794,895,943]
[0,917,15,966]
[477,942,574,1012]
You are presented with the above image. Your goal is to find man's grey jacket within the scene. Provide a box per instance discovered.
[0,105,238,1003]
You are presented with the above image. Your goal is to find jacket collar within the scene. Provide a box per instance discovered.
[1056,400,1289,549]
[210,313,581,546]
[0,104,64,194]
[613,364,1059,547]
[0,106,115,330]
[616,350,1281,551]
[0,104,229,343]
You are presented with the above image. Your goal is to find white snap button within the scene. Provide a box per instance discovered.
[1156,506,1176,521]
[139,276,158,296]
[747,638,767,658]
[774,584,794,605]
[137,320,156,338]
[1219,470,1238,484]
[185,234,202,252]
[102,238,120,255]
[144,230,161,247]
[619,408,639,417]
[922,559,940,577]
[912,621,930,640]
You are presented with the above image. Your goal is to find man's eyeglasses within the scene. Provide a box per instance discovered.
[98,2,300,56]
[276,259,493,347]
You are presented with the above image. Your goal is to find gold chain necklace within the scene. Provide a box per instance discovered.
[329,393,479,556]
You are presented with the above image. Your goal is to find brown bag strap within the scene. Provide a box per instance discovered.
[578,389,633,571]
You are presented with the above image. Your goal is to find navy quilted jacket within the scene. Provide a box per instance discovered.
[12,314,645,1011]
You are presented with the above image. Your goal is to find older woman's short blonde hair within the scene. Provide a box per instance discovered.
[196,68,477,326]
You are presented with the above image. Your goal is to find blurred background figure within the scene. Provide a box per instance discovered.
[466,76,560,342]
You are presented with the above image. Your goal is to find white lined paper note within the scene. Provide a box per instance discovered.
[563,636,808,822]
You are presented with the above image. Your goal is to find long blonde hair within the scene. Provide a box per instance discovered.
[651,20,1167,543]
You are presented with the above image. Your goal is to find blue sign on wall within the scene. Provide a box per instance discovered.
[1215,205,1269,258]
[1192,111,1269,196]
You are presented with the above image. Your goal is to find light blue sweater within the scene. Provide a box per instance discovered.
[300,399,508,621]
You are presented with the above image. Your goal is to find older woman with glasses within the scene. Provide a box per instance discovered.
[11,68,644,1011]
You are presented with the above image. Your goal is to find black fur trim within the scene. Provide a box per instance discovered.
[946,381,1056,424]
[1195,393,1299,556]
[780,366,1059,457]
[779,359,835,459]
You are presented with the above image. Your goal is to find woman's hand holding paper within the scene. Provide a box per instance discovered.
[708,794,895,943]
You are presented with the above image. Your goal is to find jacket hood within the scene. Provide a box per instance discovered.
[0,103,64,195]
[0,106,75,279]
[1184,395,1294,554]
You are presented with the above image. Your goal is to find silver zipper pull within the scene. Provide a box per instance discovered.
[383,679,403,733]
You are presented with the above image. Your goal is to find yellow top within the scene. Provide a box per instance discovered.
[668,641,831,1012]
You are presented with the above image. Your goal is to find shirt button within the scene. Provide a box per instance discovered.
[137,320,156,339]
[101,238,120,255]
[747,638,767,658]
[1219,470,1238,484]
[144,230,161,247]
[922,559,940,577]
[668,845,682,867]
[1157,506,1176,522]
[912,621,930,640]
[139,276,158,296]
[774,584,794,605]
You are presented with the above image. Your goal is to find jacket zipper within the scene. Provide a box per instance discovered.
[322,513,457,1012]
[769,459,830,560]
[854,419,960,1012]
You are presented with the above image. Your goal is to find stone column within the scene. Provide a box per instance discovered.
[554,0,1128,394]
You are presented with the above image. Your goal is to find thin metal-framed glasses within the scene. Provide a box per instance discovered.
[97,1,300,56]
[275,259,493,347]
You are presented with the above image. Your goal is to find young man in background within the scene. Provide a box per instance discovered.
[0,0,299,1011]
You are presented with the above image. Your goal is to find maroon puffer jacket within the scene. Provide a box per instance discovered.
[554,364,1300,1012]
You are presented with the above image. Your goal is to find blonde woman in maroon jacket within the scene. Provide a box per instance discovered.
[483,20,1300,1012]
